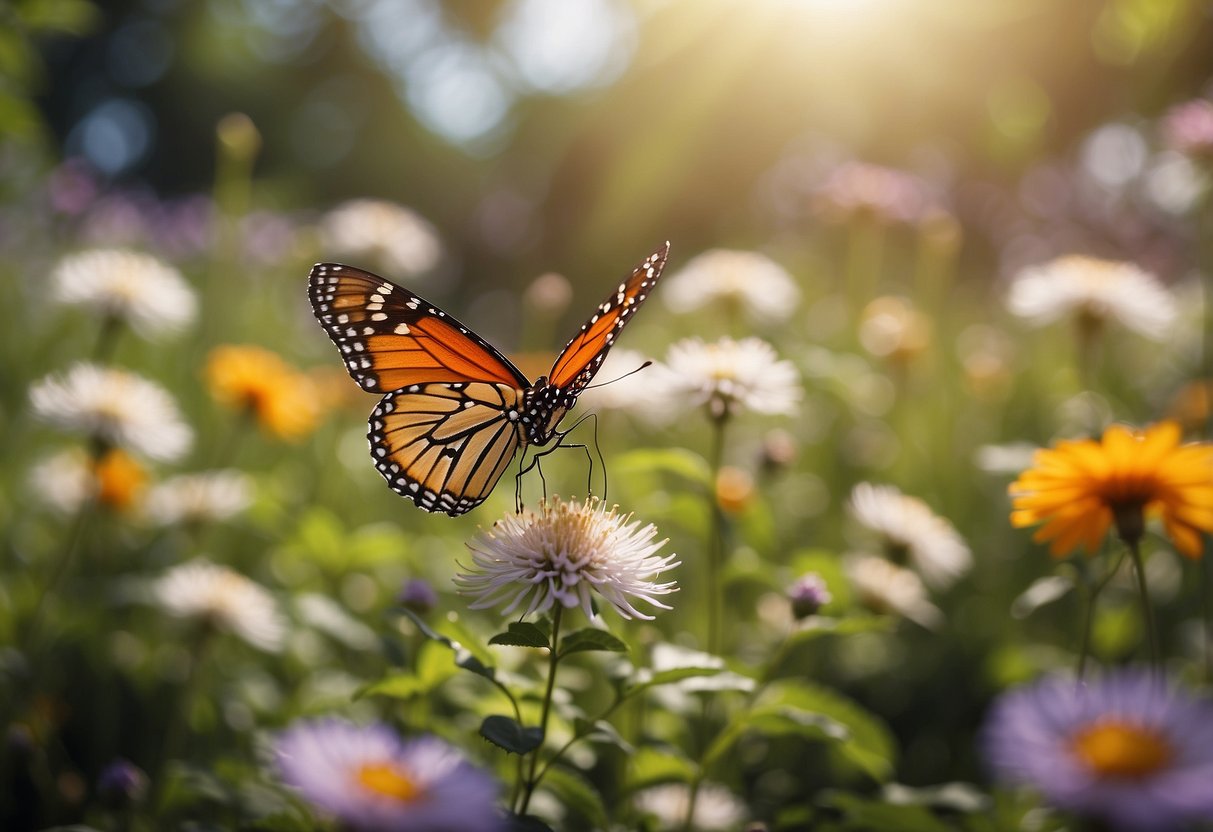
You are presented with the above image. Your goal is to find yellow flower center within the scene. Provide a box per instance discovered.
[93,450,147,511]
[356,761,421,802]
[1069,720,1173,780]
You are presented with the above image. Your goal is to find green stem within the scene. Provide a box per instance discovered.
[153,626,216,815]
[680,775,703,832]
[23,496,94,652]
[93,314,123,363]
[517,606,564,817]
[1127,540,1159,670]
[1075,551,1124,679]
[706,415,730,655]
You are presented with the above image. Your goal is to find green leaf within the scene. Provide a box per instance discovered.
[623,666,726,697]
[480,715,543,755]
[358,672,426,701]
[614,447,712,487]
[572,718,634,754]
[781,615,892,650]
[704,705,848,770]
[17,0,101,34]
[624,747,697,790]
[490,621,551,649]
[762,681,897,782]
[538,766,608,829]
[400,609,497,682]
[819,791,955,832]
[561,628,627,656]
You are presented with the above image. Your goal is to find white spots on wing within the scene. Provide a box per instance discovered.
[406,299,420,310]
[394,323,411,335]
[337,314,349,324]
[366,302,383,312]
[370,293,385,304]
[371,312,388,322]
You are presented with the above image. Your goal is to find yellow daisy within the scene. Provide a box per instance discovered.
[205,345,320,441]
[1009,421,1213,559]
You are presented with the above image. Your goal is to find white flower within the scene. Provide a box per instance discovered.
[664,249,800,323]
[634,782,747,831]
[153,559,286,651]
[29,449,95,514]
[655,337,801,420]
[1005,255,1177,340]
[320,199,442,277]
[51,248,196,339]
[143,470,253,526]
[29,363,192,462]
[456,497,679,621]
[848,483,971,590]
[845,554,942,630]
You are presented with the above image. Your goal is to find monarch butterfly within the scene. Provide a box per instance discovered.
[308,242,670,516]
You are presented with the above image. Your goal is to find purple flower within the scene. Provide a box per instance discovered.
[788,573,832,619]
[982,669,1213,831]
[275,719,502,832]
[96,758,148,808]
[397,578,439,614]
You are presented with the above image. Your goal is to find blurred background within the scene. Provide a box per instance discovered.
[5,1,1213,829]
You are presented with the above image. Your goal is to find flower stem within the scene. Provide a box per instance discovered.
[153,625,216,815]
[518,605,564,817]
[1075,550,1124,679]
[706,415,728,656]
[1126,540,1159,670]
[22,496,94,653]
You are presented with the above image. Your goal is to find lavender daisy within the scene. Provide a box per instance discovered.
[455,497,679,621]
[982,669,1213,831]
[275,719,502,832]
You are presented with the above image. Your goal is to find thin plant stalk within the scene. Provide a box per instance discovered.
[706,413,729,656]
[517,605,564,817]
[1075,548,1126,679]
[153,625,217,815]
[1126,540,1159,670]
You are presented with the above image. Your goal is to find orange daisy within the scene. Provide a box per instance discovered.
[1009,421,1213,559]
[205,345,320,441]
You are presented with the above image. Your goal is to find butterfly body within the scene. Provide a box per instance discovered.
[308,243,669,516]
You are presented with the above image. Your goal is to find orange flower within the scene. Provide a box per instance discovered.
[1010,421,1213,559]
[92,449,148,511]
[205,345,320,441]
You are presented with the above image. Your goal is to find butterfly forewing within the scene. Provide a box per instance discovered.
[547,242,669,395]
[369,382,523,516]
[308,264,530,392]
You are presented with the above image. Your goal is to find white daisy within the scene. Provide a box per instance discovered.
[153,559,286,651]
[848,483,971,590]
[30,448,96,514]
[51,248,196,339]
[143,470,253,526]
[29,363,192,462]
[844,554,942,630]
[634,782,747,831]
[1005,255,1177,340]
[663,248,800,323]
[455,497,679,621]
[655,337,801,420]
[320,199,442,277]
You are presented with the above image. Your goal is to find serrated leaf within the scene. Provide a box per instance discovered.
[561,628,627,656]
[539,766,608,829]
[490,621,551,649]
[480,715,543,755]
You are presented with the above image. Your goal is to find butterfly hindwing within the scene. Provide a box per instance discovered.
[547,242,669,396]
[308,263,530,393]
[369,381,524,516]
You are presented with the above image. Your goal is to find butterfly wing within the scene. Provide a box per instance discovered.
[308,263,531,393]
[309,263,531,515]
[369,381,524,516]
[546,241,669,396]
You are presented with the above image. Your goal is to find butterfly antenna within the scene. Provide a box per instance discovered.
[581,361,652,391]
